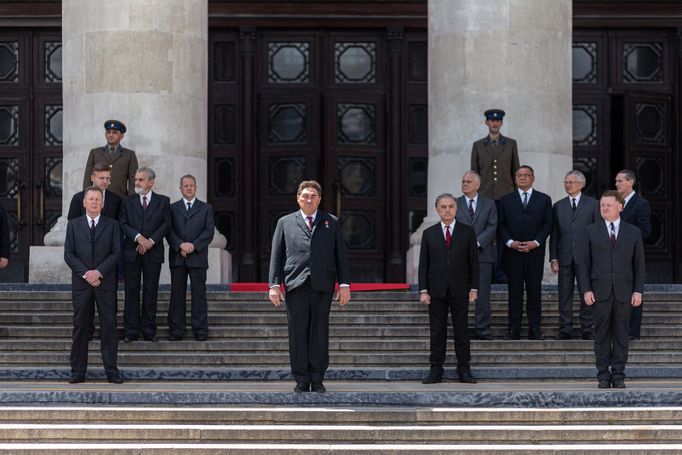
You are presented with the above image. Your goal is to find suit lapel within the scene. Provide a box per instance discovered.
[145,192,159,217]
[295,212,311,237]
[79,216,92,242]
[94,217,106,242]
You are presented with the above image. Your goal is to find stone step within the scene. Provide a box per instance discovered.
[1,405,681,425]
[0,338,679,352]
[2,312,682,326]
[0,422,680,444]
[2,325,680,339]
[0,351,679,367]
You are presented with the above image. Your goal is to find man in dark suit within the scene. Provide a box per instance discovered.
[550,170,600,340]
[456,171,497,340]
[577,190,645,389]
[83,120,139,197]
[119,167,170,342]
[167,175,215,341]
[498,165,552,340]
[69,162,122,221]
[63,187,123,384]
[419,193,479,384]
[615,169,651,340]
[0,204,10,270]
[471,108,520,284]
[268,180,350,393]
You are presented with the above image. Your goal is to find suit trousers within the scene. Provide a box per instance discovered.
[475,262,493,337]
[504,253,544,334]
[284,282,333,384]
[557,260,593,335]
[123,254,162,339]
[428,291,471,374]
[168,265,208,337]
[629,301,644,338]
[70,286,119,376]
[593,292,632,381]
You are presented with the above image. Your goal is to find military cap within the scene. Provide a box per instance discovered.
[484,109,505,121]
[104,119,126,133]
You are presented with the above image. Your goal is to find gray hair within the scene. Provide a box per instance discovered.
[434,192,456,207]
[565,170,586,187]
[462,170,481,185]
[136,166,156,181]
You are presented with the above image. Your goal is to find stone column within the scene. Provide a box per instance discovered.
[30,0,231,283]
[406,0,573,283]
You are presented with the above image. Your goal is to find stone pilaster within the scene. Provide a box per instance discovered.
[30,0,231,283]
[407,0,573,283]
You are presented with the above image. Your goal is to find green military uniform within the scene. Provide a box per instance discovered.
[470,134,520,201]
[83,145,138,197]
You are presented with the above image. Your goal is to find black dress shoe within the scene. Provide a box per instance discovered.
[477,334,494,340]
[194,335,208,341]
[311,383,326,393]
[68,374,85,384]
[611,377,626,388]
[106,372,124,384]
[555,332,571,340]
[294,382,310,393]
[598,379,611,389]
[582,332,593,340]
[503,331,520,340]
[458,370,477,384]
[629,335,640,341]
[143,336,159,342]
[528,331,543,340]
[123,337,136,343]
[168,334,183,341]
[422,372,442,384]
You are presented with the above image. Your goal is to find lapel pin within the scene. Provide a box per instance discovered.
[324,221,329,229]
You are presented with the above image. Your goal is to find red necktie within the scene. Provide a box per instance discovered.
[445,225,452,248]
[306,216,313,231]
[142,195,148,210]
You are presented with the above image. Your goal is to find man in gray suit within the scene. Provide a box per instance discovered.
[550,170,600,340]
[578,190,645,389]
[268,180,351,393]
[456,171,497,340]
[167,175,215,341]
[64,187,123,384]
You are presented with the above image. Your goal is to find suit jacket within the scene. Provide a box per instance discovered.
[0,204,9,259]
[268,211,350,293]
[83,146,139,197]
[455,194,497,263]
[64,215,121,291]
[167,199,215,269]
[119,192,171,264]
[471,134,520,200]
[549,194,600,266]
[67,190,122,221]
[620,192,651,241]
[418,221,479,299]
[577,220,645,303]
[498,189,553,258]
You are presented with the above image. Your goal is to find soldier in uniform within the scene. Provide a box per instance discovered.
[471,109,520,282]
[83,120,139,197]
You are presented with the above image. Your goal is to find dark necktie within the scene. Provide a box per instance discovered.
[109,146,116,159]
[523,192,528,209]
[186,202,191,212]
[306,216,313,232]
[90,219,96,239]
[610,222,616,250]
[468,199,475,219]
[445,225,452,248]
[572,198,577,212]
[142,195,148,210]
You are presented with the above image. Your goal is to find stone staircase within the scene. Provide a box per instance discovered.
[0,286,681,380]
[0,405,680,453]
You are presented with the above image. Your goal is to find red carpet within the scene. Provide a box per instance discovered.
[229,283,410,292]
